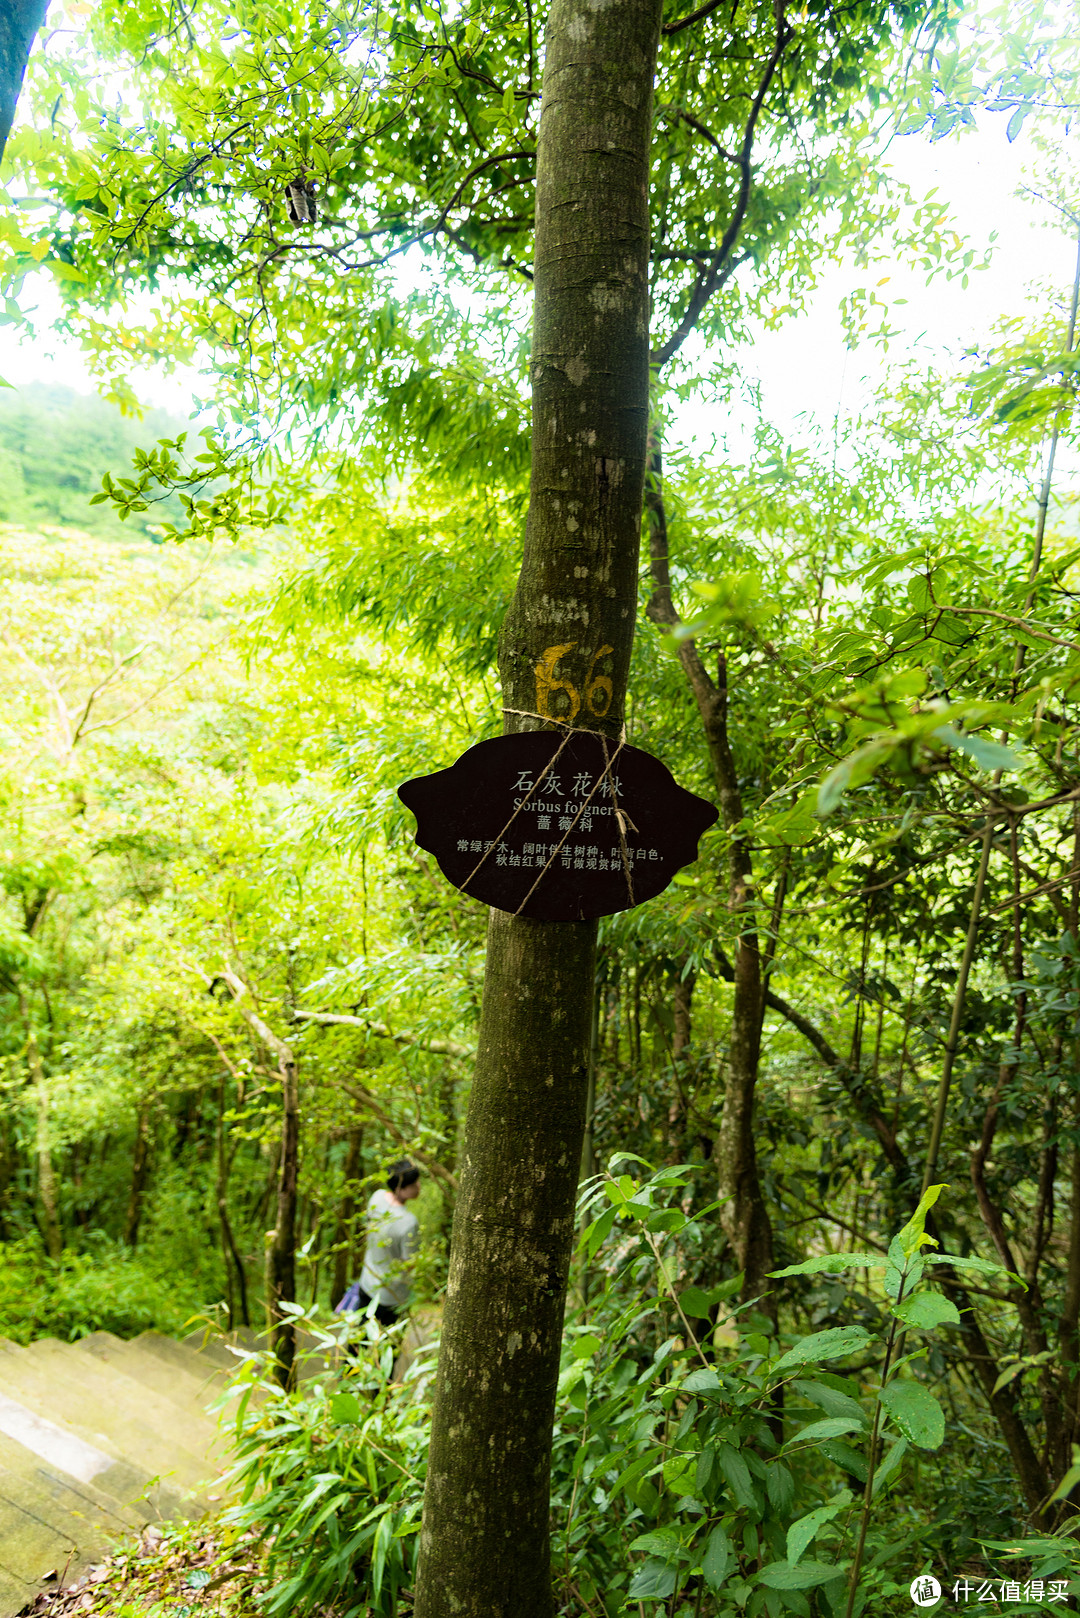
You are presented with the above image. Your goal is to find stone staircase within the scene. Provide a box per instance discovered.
[0,1330,241,1616]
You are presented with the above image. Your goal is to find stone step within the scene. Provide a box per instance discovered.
[136,1331,240,1387]
[0,1326,238,1618]
[73,1333,223,1422]
[0,1339,213,1488]
[0,1425,150,1609]
[0,1560,34,1616]
[0,1484,80,1587]
[0,1402,162,1614]
[0,1341,206,1506]
[0,1431,143,1537]
[25,1339,218,1449]
[0,1390,160,1518]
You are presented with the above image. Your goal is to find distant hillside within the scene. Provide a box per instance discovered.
[0,384,194,539]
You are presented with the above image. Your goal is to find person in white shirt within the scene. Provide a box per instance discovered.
[337,1158,420,1328]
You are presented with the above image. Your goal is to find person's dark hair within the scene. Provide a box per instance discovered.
[387,1158,420,1192]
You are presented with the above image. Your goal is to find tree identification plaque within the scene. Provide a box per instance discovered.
[398,730,718,922]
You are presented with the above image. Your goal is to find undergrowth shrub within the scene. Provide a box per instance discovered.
[0,1233,203,1341]
[218,1308,430,1618]
[210,1167,1024,1618]
[548,1164,1012,1618]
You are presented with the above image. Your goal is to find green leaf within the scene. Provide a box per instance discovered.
[329,1391,362,1425]
[791,1379,868,1427]
[772,1326,872,1374]
[682,1367,723,1394]
[906,575,933,613]
[679,1285,717,1318]
[786,1495,852,1565]
[758,1560,845,1590]
[819,1439,868,1482]
[855,546,926,588]
[879,1380,945,1450]
[872,1436,909,1498]
[770,1253,879,1278]
[1049,1460,1080,1504]
[571,1333,603,1359]
[628,1558,678,1599]
[628,1527,687,1559]
[934,725,1021,772]
[701,1524,734,1590]
[714,1441,757,1510]
[766,1462,796,1515]
[585,1204,617,1258]
[891,1292,960,1330]
[782,1416,864,1452]
[816,738,897,817]
[895,1184,946,1261]
[925,1252,1013,1281]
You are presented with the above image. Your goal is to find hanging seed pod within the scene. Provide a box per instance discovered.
[284,175,317,226]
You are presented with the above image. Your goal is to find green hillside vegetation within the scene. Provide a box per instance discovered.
[0,385,192,538]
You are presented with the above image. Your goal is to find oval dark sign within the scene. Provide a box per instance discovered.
[398,731,718,922]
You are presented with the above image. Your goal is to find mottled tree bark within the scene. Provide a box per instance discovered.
[0,0,48,160]
[415,0,662,1610]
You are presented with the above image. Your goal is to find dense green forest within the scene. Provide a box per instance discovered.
[5,0,1080,1614]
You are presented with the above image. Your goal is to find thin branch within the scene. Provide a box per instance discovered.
[657,103,739,164]
[662,0,729,35]
[291,1008,474,1061]
[336,1081,458,1190]
[653,0,792,367]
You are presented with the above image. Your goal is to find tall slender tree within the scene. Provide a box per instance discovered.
[415,3,661,1610]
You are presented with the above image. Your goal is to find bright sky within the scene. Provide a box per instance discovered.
[6,107,1074,447]
[688,113,1078,453]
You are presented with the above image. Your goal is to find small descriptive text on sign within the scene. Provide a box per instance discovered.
[397,730,718,923]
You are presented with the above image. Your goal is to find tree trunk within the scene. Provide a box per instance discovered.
[330,1124,363,1309]
[437,1066,457,1245]
[268,1045,299,1386]
[221,968,298,1387]
[0,0,48,160]
[415,0,661,1609]
[645,448,773,1304]
[35,1080,61,1261]
[216,1080,251,1329]
[124,1103,152,1248]
[19,989,61,1260]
